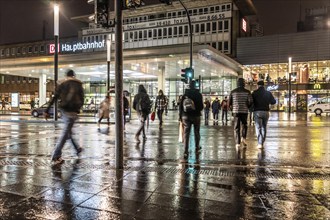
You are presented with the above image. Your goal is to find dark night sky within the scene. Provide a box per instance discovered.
[0,0,330,45]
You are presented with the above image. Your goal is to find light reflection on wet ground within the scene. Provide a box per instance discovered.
[0,112,329,219]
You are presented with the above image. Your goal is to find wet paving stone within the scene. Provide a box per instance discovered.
[0,113,330,219]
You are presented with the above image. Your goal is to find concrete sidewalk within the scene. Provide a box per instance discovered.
[0,111,330,219]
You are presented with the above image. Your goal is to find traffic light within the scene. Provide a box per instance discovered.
[194,79,200,89]
[95,0,110,27]
[180,67,194,84]
[159,0,172,5]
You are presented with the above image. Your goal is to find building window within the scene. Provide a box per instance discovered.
[163,28,167,37]
[167,12,172,18]
[134,31,138,41]
[210,7,214,13]
[218,21,223,31]
[143,30,147,40]
[218,42,223,50]
[124,32,128,42]
[204,8,208,13]
[224,20,229,32]
[139,31,142,40]
[184,25,188,36]
[212,42,216,49]
[178,26,183,36]
[215,6,220,12]
[178,11,182,17]
[95,35,99,41]
[1,49,4,56]
[11,48,15,55]
[224,41,229,51]
[40,45,45,52]
[226,4,231,11]
[158,29,162,39]
[199,8,203,14]
[174,27,178,36]
[153,29,157,39]
[148,30,152,39]
[188,10,192,15]
[212,22,217,33]
[195,24,200,33]
[206,23,211,32]
[200,23,205,34]
[168,27,172,37]
[193,9,197,15]
[222,5,226,11]
[17,47,21,54]
[6,48,10,56]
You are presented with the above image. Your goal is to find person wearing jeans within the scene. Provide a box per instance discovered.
[229,78,253,149]
[252,80,276,149]
[51,112,82,161]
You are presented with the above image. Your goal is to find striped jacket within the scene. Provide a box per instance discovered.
[229,87,253,114]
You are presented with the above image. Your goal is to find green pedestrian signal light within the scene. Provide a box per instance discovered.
[180,67,194,84]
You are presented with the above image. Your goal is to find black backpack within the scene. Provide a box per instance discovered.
[138,95,151,114]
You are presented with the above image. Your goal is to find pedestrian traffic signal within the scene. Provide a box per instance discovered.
[95,0,110,28]
[159,0,172,5]
[194,79,200,89]
[181,67,194,84]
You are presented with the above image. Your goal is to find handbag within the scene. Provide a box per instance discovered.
[150,111,156,121]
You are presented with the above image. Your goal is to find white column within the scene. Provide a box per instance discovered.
[157,66,165,92]
[39,74,47,105]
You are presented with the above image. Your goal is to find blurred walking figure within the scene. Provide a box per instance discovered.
[154,89,167,128]
[204,98,211,125]
[1,99,6,112]
[98,96,110,129]
[179,80,204,160]
[229,78,253,149]
[221,96,229,122]
[133,85,151,142]
[30,98,36,109]
[123,92,129,131]
[211,97,221,125]
[252,80,276,149]
[44,69,84,165]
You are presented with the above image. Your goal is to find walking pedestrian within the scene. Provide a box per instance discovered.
[44,69,84,165]
[229,78,253,149]
[179,80,204,160]
[204,98,211,125]
[154,89,167,128]
[97,96,110,129]
[221,96,229,122]
[133,85,151,142]
[211,97,221,125]
[1,99,6,112]
[123,92,129,131]
[252,80,276,149]
[30,98,35,110]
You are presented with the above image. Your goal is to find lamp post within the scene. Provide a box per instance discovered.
[54,3,59,121]
[288,57,292,114]
[107,34,111,94]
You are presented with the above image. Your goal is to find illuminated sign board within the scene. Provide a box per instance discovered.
[49,40,106,54]
[267,85,279,91]
[242,18,247,32]
[314,83,321,89]
[11,93,19,108]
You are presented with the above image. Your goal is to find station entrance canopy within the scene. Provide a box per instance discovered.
[0,44,241,82]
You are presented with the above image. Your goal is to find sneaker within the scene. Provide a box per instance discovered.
[135,135,140,142]
[51,157,64,165]
[257,144,263,149]
[241,138,247,147]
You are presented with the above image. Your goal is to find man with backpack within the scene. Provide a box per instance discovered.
[44,69,84,165]
[179,80,204,160]
[133,85,151,142]
[221,96,229,122]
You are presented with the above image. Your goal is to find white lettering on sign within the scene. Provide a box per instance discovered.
[267,85,279,91]
[48,40,106,54]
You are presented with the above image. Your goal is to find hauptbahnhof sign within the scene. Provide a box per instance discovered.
[49,40,105,54]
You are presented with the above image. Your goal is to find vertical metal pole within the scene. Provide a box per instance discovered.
[54,3,59,121]
[115,0,124,169]
[178,0,192,69]
[288,73,292,114]
[288,57,292,114]
[107,34,111,94]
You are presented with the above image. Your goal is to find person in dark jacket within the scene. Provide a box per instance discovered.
[203,98,211,125]
[221,96,229,122]
[44,69,84,165]
[133,85,151,142]
[211,97,221,125]
[154,89,167,128]
[229,78,253,149]
[179,80,204,160]
[252,80,276,149]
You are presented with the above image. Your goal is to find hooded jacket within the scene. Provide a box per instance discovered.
[179,88,204,118]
